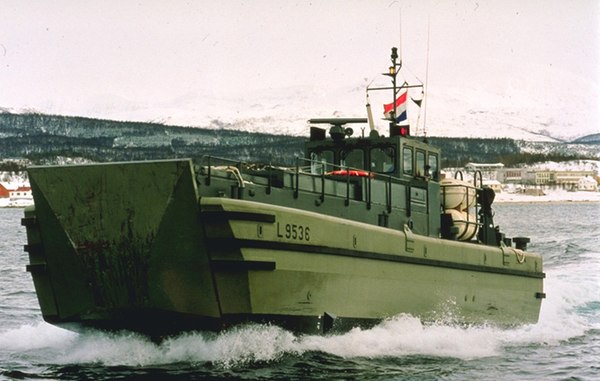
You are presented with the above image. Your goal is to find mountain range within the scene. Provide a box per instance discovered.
[0,112,598,171]
[2,74,597,145]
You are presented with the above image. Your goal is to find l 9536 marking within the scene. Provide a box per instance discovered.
[277,222,310,241]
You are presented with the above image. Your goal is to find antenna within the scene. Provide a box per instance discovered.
[388,1,402,63]
[398,5,403,63]
[423,14,431,137]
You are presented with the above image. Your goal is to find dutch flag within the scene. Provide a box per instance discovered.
[383,89,408,123]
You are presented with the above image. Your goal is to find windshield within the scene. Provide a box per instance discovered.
[370,147,395,173]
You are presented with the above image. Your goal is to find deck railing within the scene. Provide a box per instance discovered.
[198,155,417,213]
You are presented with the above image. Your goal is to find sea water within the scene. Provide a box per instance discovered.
[1,203,598,380]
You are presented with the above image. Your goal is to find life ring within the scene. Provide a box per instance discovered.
[327,170,375,178]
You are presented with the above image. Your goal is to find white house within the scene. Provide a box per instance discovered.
[7,186,33,207]
[577,176,598,191]
[483,179,503,193]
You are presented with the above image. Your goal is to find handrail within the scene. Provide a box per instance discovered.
[198,155,417,211]
[267,164,272,195]
[294,157,300,199]
[473,170,483,188]
[367,172,372,210]
[320,166,325,203]
[406,183,411,217]
[199,154,409,185]
[385,177,392,213]
[345,168,351,206]
[206,156,211,185]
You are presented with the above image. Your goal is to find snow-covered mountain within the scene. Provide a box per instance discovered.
[3,76,596,143]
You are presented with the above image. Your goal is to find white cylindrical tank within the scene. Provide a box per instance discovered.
[440,179,476,210]
[445,208,478,241]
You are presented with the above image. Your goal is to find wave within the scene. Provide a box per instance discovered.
[1,272,596,370]
[1,227,597,369]
[0,281,597,370]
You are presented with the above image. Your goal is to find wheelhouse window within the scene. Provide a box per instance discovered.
[341,148,364,169]
[370,146,395,174]
[428,153,439,180]
[402,146,413,175]
[416,150,426,177]
[310,150,334,174]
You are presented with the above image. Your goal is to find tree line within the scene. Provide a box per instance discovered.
[0,112,597,170]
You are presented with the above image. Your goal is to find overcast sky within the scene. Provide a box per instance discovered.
[1,1,598,137]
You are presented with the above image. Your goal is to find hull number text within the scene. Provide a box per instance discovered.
[277,222,310,241]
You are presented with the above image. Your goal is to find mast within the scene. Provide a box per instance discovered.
[385,47,402,121]
[383,47,410,136]
[365,47,423,137]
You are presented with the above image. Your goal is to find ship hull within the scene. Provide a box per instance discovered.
[23,159,544,337]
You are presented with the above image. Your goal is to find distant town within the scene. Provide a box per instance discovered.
[459,162,599,193]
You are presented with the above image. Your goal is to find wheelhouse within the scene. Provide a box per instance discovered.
[305,120,440,183]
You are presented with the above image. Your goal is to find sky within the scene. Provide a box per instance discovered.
[1,0,598,140]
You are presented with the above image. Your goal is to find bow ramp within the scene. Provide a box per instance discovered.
[24,159,220,335]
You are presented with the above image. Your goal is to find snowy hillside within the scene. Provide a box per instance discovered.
[3,76,595,143]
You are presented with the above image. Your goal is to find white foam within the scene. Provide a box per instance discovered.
[0,322,76,351]
[2,255,597,368]
[298,315,500,360]
[162,325,298,367]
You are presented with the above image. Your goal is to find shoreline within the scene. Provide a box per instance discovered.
[493,190,600,204]
[494,199,600,204]
[2,198,599,209]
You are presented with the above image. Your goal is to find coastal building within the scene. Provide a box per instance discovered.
[577,176,598,191]
[482,179,503,193]
[497,168,597,188]
[9,186,32,201]
[554,170,596,188]
[464,162,504,180]
[0,183,10,198]
[523,170,553,186]
[496,168,528,183]
[0,186,34,207]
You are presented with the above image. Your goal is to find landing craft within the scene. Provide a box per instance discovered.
[22,48,545,337]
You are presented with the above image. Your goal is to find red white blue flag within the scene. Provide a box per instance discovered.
[383,89,408,123]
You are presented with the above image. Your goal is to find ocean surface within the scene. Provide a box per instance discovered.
[1,203,599,380]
